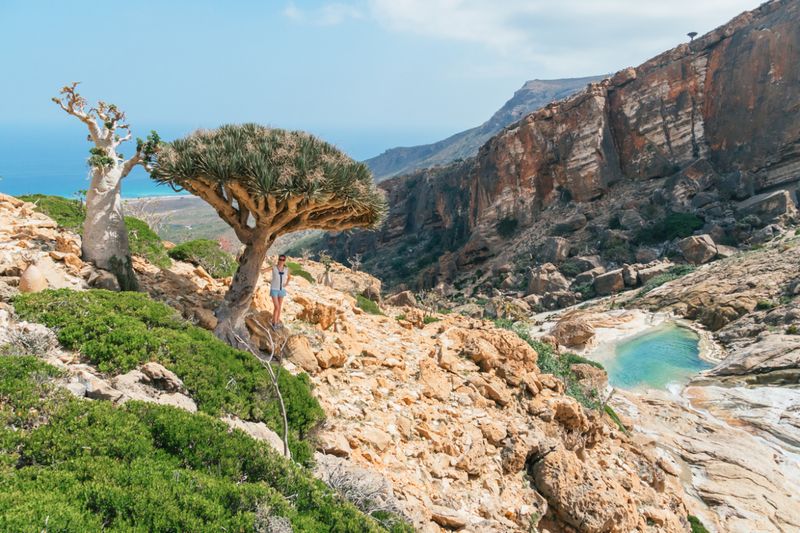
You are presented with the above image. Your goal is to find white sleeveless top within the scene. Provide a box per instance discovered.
[271,265,287,290]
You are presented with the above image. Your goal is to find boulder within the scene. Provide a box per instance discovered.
[315,345,347,369]
[622,264,638,287]
[19,264,48,293]
[538,237,570,263]
[430,505,470,529]
[636,262,673,283]
[618,209,645,230]
[737,189,798,224]
[593,269,624,295]
[87,269,121,291]
[570,255,603,272]
[361,283,382,304]
[294,295,337,330]
[551,318,595,348]
[678,234,718,265]
[553,213,587,234]
[316,432,352,457]
[285,335,320,373]
[140,362,185,393]
[418,359,452,401]
[222,415,287,458]
[527,263,570,295]
[384,290,417,308]
[635,247,660,264]
[574,266,606,286]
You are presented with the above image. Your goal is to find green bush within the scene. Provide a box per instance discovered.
[635,211,704,244]
[756,300,776,310]
[637,265,696,296]
[18,194,170,268]
[688,515,710,533]
[604,405,629,435]
[168,239,237,278]
[600,234,634,264]
[559,258,586,278]
[423,316,440,325]
[496,216,519,238]
[13,289,324,462]
[786,325,798,335]
[125,216,171,268]
[286,261,314,283]
[0,356,408,532]
[356,294,382,315]
[17,194,85,230]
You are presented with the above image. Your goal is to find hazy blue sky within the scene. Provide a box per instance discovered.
[1,0,761,162]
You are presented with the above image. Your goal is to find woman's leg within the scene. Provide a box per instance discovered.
[271,296,280,325]
[275,296,284,324]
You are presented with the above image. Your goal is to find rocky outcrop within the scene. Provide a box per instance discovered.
[327,0,800,291]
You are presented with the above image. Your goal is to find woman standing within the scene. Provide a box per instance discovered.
[270,254,291,329]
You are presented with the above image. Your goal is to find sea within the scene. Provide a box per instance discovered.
[0,124,443,199]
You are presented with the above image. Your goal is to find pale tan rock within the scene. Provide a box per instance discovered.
[285,335,320,373]
[550,317,595,347]
[317,432,352,457]
[55,234,81,256]
[315,345,347,369]
[19,264,48,293]
[679,234,718,265]
[222,415,288,458]
[358,426,392,452]
[430,505,469,529]
[140,361,185,393]
[418,359,452,401]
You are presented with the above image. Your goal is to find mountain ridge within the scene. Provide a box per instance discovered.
[365,75,604,180]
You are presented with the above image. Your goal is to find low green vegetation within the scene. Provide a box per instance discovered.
[356,294,382,315]
[756,299,776,310]
[0,355,408,532]
[604,405,629,436]
[493,319,603,409]
[423,316,440,325]
[496,216,519,238]
[125,216,171,268]
[637,264,696,296]
[287,261,315,283]
[786,325,798,335]
[688,514,710,533]
[168,239,237,278]
[559,258,587,278]
[18,194,171,268]
[18,193,85,230]
[635,211,704,244]
[13,289,324,462]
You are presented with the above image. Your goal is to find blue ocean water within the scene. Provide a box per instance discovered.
[604,323,711,389]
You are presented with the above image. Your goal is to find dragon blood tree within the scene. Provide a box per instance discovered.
[151,124,385,347]
[53,83,160,289]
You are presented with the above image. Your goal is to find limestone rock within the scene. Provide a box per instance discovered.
[430,505,469,529]
[87,269,121,291]
[527,263,569,295]
[294,295,337,330]
[550,317,595,348]
[140,361,185,393]
[385,290,417,308]
[593,269,624,295]
[222,415,288,458]
[538,237,570,264]
[19,264,48,293]
[678,234,718,265]
[315,345,347,369]
[285,335,320,373]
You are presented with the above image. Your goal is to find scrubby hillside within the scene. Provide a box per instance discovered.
[1,192,702,531]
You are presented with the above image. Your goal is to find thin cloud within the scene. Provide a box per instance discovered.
[283,2,363,26]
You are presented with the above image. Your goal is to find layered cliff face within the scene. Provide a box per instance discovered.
[365,76,603,181]
[331,0,800,291]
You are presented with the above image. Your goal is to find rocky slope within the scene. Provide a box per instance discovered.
[327,0,800,295]
[0,193,697,532]
[365,77,603,181]
[537,232,800,533]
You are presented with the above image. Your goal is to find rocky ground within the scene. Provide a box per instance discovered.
[0,192,697,532]
[539,232,800,532]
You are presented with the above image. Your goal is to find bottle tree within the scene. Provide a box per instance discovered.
[53,83,160,289]
[151,124,385,347]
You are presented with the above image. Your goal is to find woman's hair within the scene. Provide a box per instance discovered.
[278,254,287,261]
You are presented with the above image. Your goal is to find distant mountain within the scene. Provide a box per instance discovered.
[365,76,604,180]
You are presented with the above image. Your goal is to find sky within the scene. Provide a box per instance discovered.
[0,0,762,195]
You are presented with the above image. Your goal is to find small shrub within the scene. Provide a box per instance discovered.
[637,265,696,296]
[17,194,84,230]
[635,211,704,244]
[559,258,586,278]
[688,515,710,533]
[286,261,314,284]
[608,215,622,230]
[125,216,171,268]
[168,239,237,278]
[573,282,596,300]
[496,217,519,238]
[604,405,629,435]
[756,300,776,310]
[600,235,633,264]
[785,325,798,335]
[562,352,604,370]
[422,316,440,325]
[356,295,382,315]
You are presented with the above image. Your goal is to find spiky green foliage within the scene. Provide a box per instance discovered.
[151,124,386,238]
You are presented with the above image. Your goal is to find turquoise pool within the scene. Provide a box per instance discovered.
[603,323,713,390]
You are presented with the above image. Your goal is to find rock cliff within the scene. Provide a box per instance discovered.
[365,76,603,181]
[328,0,800,292]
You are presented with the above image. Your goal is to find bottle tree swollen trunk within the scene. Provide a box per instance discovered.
[214,230,274,349]
[83,166,138,290]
